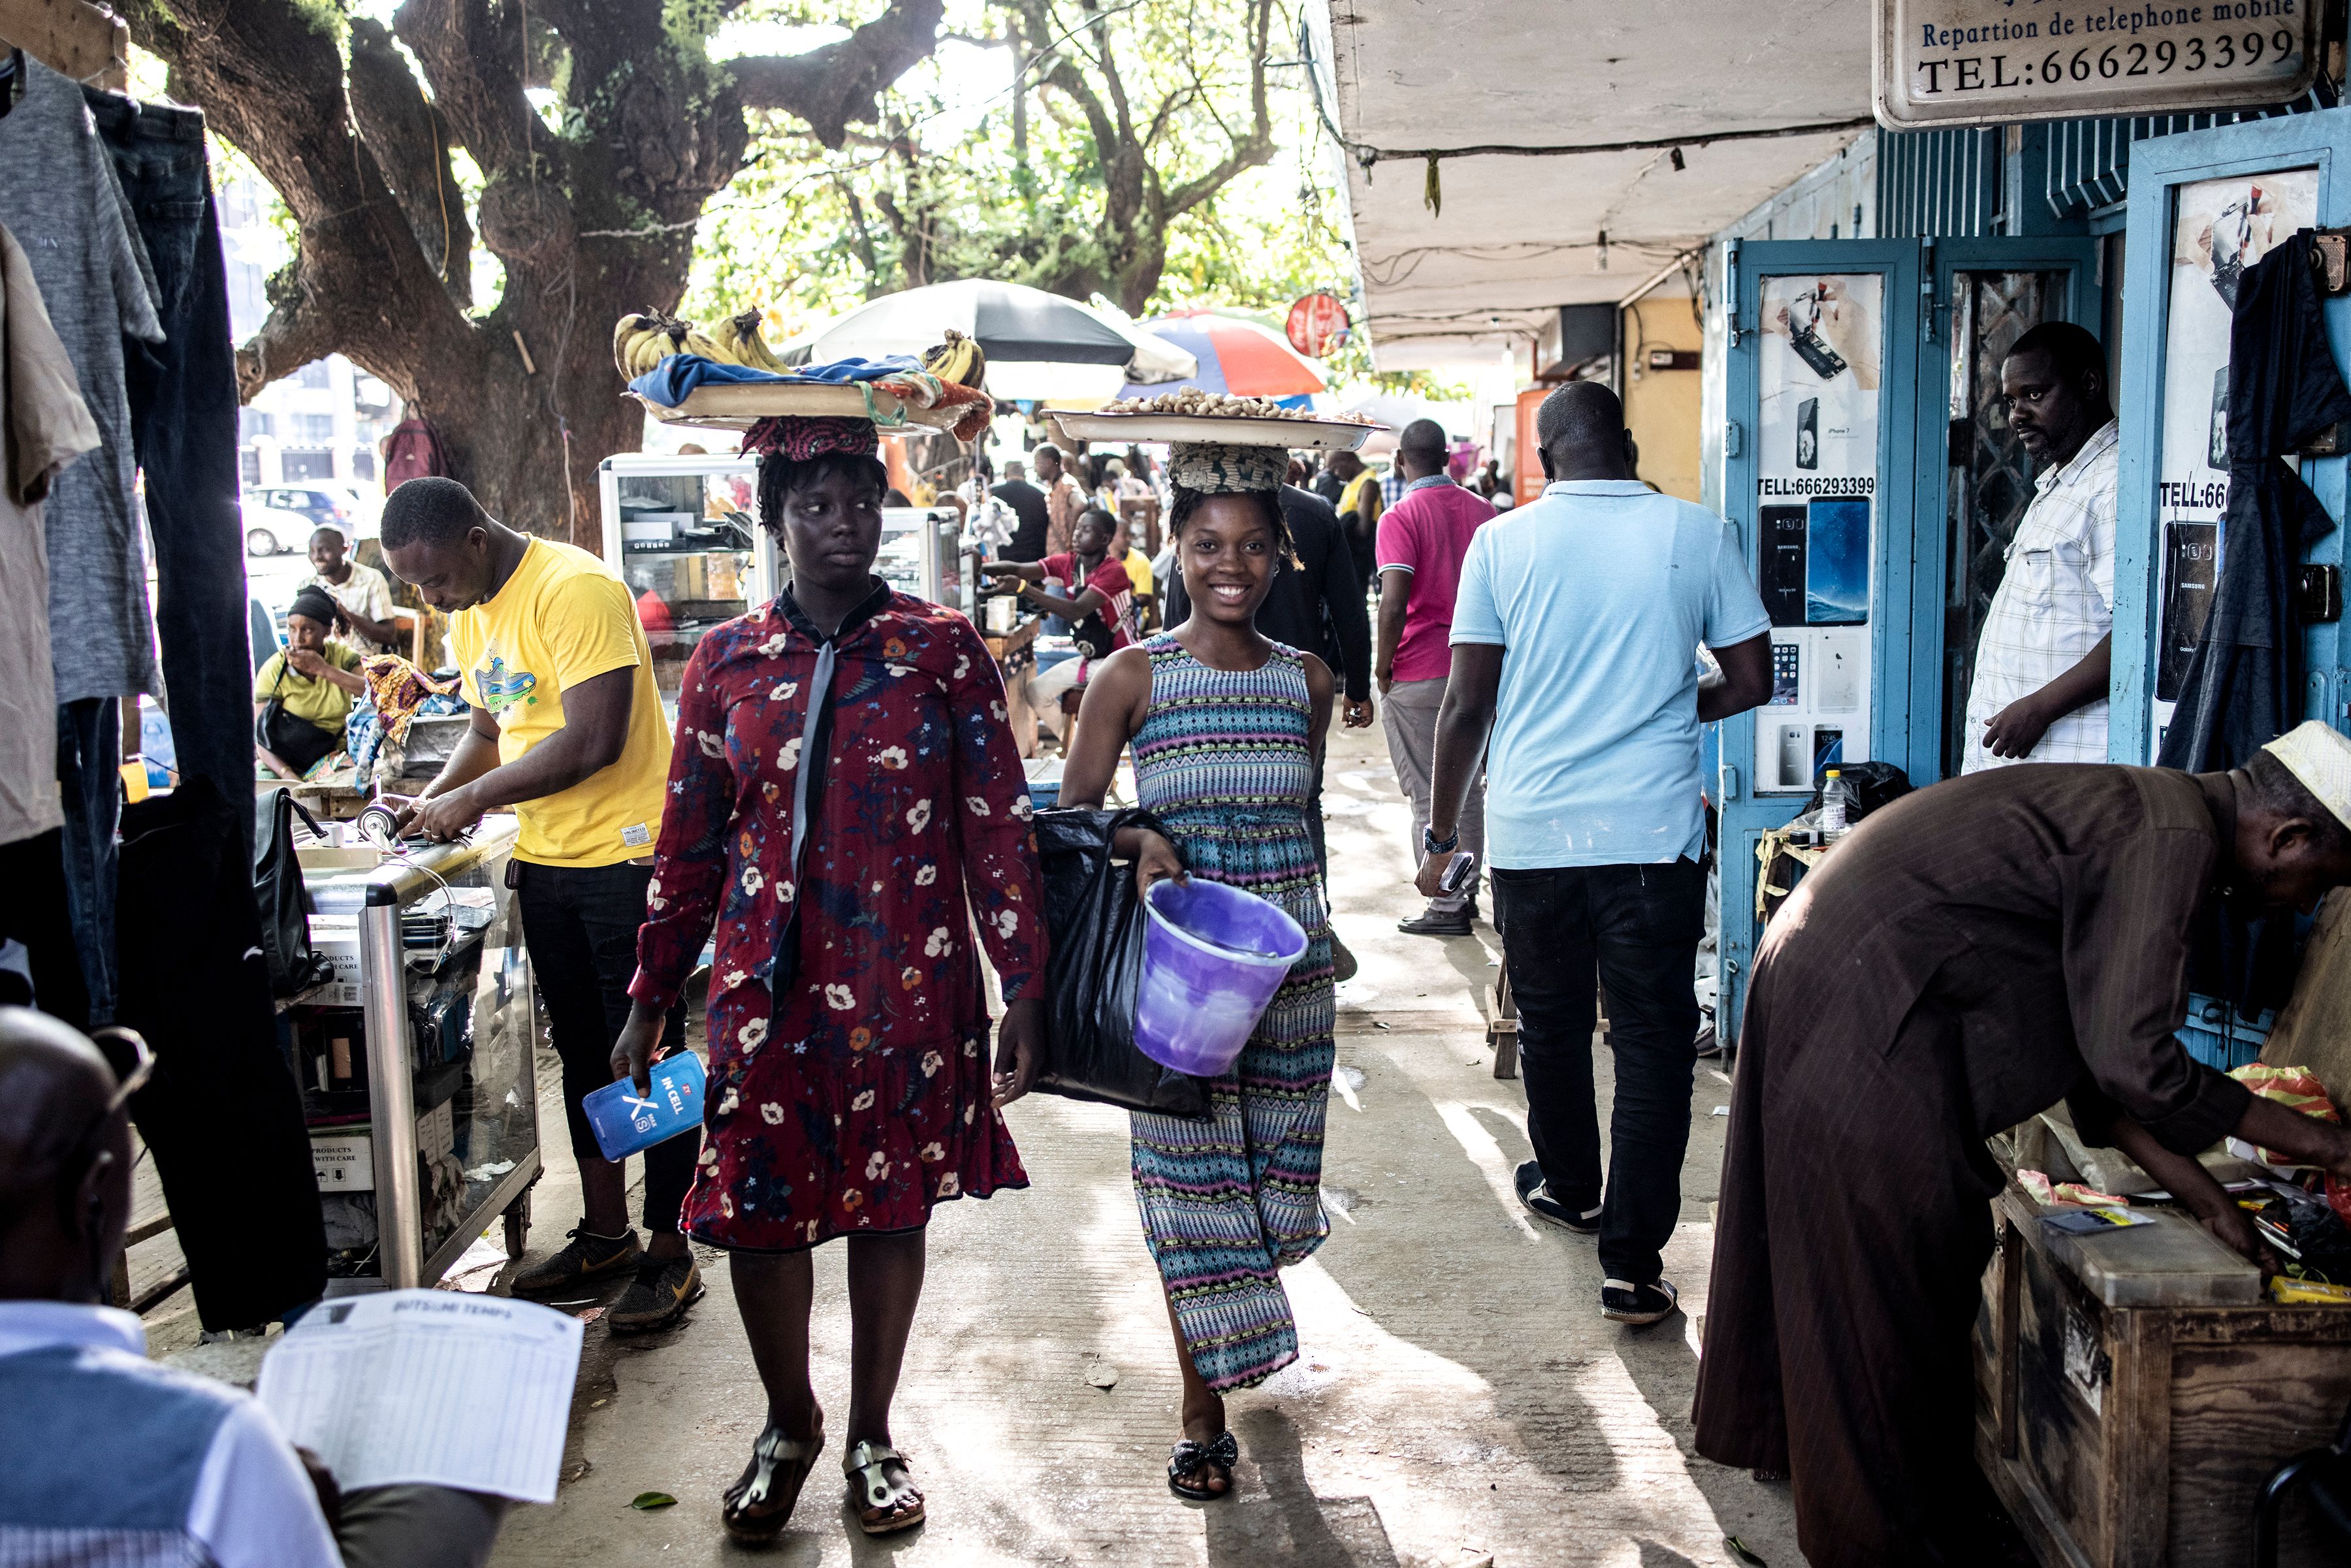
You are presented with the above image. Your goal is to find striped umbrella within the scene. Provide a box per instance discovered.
[1117,310,1328,400]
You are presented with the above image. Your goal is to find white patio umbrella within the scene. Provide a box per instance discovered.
[785,279,1195,402]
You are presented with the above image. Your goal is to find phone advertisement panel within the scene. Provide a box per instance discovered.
[2147,167,2318,755]
[1754,275,1881,792]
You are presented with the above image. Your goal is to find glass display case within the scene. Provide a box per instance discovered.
[878,505,962,611]
[598,453,771,712]
[599,456,965,708]
[296,817,541,1290]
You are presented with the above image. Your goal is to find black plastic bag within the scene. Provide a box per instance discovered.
[254,788,334,997]
[1799,760,1911,823]
[1031,806,1209,1117]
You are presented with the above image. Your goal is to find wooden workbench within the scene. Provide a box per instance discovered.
[1974,1181,2351,1566]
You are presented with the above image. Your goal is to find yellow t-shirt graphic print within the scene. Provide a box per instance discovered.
[450,537,671,867]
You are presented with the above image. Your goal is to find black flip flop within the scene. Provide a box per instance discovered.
[1168,1431,1239,1501]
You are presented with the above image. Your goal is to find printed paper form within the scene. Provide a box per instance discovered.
[256,1290,583,1503]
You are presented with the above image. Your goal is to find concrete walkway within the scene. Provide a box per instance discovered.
[489,719,1799,1567]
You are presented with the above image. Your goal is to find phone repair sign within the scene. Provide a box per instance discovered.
[1876,0,2322,127]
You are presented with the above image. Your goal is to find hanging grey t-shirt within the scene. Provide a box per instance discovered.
[0,55,163,703]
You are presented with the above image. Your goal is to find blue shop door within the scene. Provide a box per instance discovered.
[2111,111,2351,1066]
[1717,240,1925,1040]
[1716,236,2100,1043]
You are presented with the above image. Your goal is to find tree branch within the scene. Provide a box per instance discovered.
[1162,0,1273,217]
[235,261,347,404]
[131,0,472,397]
[1080,0,1136,146]
[731,0,946,150]
[346,18,474,308]
[392,0,544,182]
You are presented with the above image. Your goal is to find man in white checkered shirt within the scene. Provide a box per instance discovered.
[1963,322,2119,773]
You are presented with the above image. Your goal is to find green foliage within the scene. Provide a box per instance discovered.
[687,0,1358,334]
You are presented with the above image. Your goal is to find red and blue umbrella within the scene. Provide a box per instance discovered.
[1118,310,1328,403]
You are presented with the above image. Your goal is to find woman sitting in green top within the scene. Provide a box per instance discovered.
[253,584,366,780]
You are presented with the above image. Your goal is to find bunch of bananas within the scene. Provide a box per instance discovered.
[710,310,785,372]
[613,308,774,377]
[920,328,987,389]
[613,312,688,377]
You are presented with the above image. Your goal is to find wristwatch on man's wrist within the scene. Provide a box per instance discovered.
[1422,825,1460,856]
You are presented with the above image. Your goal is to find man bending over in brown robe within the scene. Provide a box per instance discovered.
[1693,722,2351,1567]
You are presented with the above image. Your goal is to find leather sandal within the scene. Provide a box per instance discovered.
[720,1420,824,1543]
[844,1439,925,1536]
[1167,1430,1239,1501]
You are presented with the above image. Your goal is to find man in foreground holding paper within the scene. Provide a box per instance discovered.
[1693,724,2351,1567]
[0,1007,513,1567]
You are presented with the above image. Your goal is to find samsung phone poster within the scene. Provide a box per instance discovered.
[2149,167,2317,754]
[1757,275,1879,629]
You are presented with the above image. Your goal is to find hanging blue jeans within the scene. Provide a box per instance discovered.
[84,88,254,867]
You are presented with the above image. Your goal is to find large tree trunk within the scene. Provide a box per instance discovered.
[131,0,942,553]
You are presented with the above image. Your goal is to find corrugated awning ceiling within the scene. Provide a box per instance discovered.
[1325,0,1873,367]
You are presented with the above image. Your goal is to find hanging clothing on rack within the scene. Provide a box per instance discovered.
[2156,228,2351,1019]
[2159,229,2351,773]
[114,776,329,1328]
[0,52,163,706]
[0,214,101,1024]
[82,86,259,865]
[0,221,100,848]
[0,50,166,1025]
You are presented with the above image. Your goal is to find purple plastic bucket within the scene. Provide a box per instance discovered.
[1134,878,1309,1078]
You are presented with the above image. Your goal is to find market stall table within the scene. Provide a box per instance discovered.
[1974,1175,2351,1566]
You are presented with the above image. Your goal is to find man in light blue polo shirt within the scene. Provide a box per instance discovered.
[1418,381,1771,1326]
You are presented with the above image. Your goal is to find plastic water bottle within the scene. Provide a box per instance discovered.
[1821,768,1855,840]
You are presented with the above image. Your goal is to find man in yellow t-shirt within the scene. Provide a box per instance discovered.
[381,476,703,1334]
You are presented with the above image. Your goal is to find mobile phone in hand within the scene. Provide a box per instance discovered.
[1438,851,1476,895]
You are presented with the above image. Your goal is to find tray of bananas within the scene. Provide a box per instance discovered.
[1055,389,1383,450]
[614,312,987,432]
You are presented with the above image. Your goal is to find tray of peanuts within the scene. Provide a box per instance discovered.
[1053,389,1383,450]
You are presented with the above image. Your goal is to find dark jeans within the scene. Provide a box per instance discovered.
[57,697,120,1024]
[85,89,254,867]
[515,861,695,1235]
[1495,858,1704,1285]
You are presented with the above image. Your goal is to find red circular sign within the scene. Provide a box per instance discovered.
[1286,292,1351,358]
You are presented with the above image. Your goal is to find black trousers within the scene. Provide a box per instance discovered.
[1494,858,1704,1285]
[85,89,255,867]
[115,778,327,1327]
[515,861,695,1235]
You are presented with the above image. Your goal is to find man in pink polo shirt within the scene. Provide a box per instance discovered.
[1375,419,1492,936]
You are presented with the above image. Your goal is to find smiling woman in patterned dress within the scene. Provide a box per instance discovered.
[1057,439,1337,1503]
[611,417,1047,1544]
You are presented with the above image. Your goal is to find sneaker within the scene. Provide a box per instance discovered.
[1398,904,1474,938]
[511,1225,641,1296]
[1514,1159,1601,1234]
[608,1253,706,1334]
[1601,1277,1680,1325]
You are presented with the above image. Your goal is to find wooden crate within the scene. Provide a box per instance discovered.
[1974,1185,2351,1566]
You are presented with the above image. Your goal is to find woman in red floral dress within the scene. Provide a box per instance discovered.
[613,418,1046,1543]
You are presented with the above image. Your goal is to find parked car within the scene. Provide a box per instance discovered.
[253,485,353,538]
[242,499,319,558]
